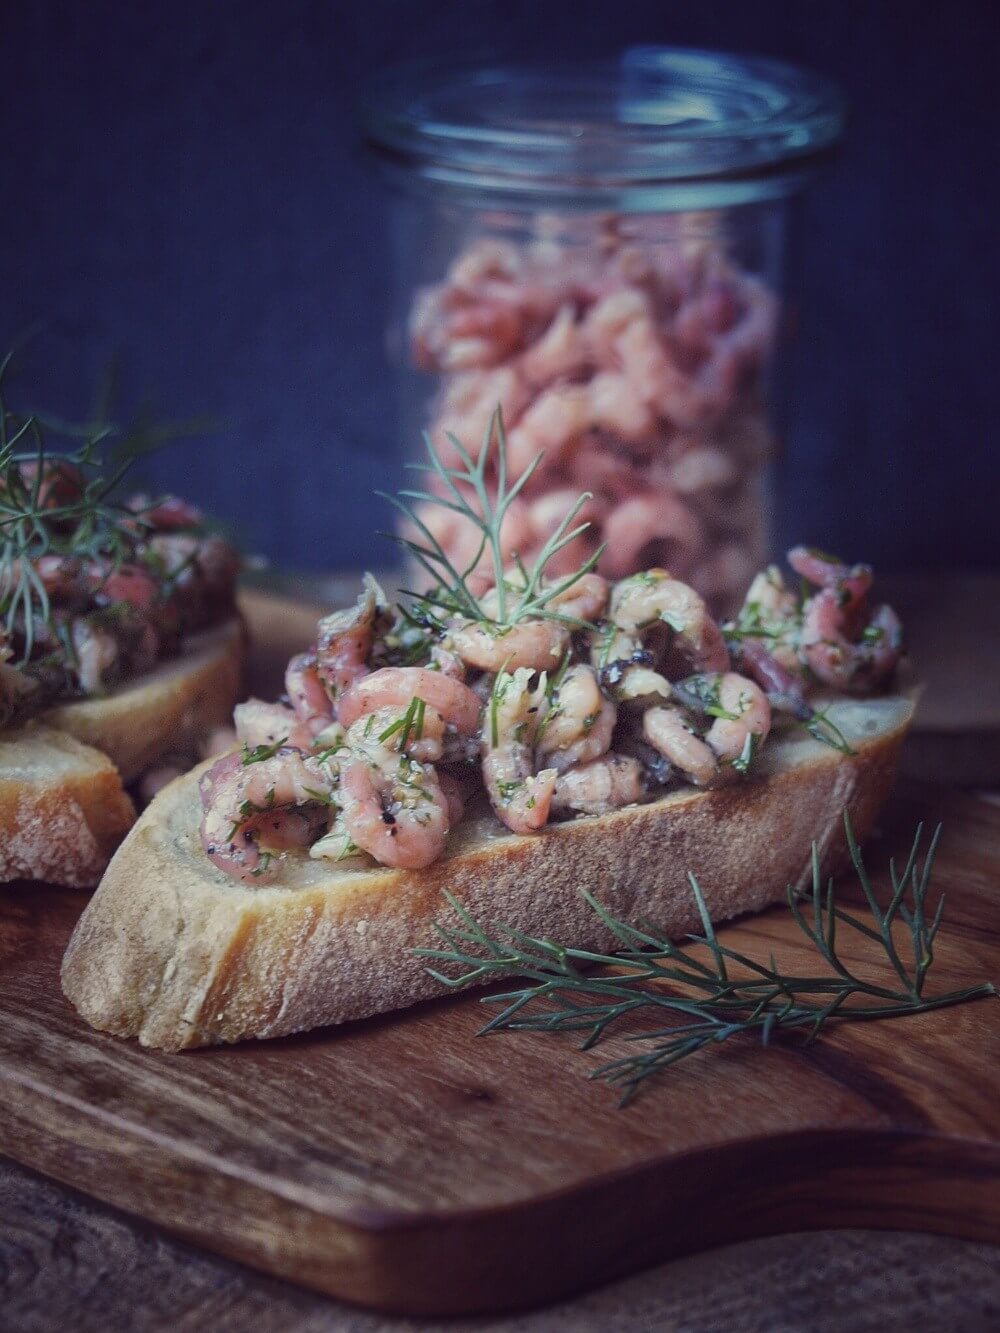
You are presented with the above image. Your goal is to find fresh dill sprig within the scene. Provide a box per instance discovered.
[806,705,855,755]
[415,813,995,1105]
[0,351,163,666]
[380,408,605,630]
[378,695,427,751]
[241,736,288,765]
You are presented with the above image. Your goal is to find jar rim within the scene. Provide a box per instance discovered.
[360,47,846,195]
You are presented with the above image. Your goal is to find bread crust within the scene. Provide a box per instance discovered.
[0,726,137,887]
[42,618,246,783]
[61,692,916,1049]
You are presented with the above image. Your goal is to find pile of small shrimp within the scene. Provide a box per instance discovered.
[407,225,777,614]
[199,548,903,883]
[0,462,240,712]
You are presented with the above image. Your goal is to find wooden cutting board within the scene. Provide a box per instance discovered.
[0,781,998,1317]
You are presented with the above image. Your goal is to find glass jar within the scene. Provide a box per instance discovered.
[363,48,845,616]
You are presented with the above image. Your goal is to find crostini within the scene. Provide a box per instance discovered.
[1,387,244,886]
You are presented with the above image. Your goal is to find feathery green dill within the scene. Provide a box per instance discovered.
[241,736,289,765]
[415,814,995,1105]
[381,408,604,630]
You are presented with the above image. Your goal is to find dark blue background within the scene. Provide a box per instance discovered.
[3,1,997,573]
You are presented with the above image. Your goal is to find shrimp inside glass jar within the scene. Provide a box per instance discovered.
[405,214,779,619]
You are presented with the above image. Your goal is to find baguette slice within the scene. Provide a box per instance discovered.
[0,726,137,887]
[42,618,246,784]
[1,619,245,888]
[62,691,915,1051]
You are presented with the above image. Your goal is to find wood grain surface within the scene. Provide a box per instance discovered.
[4,1156,1000,1333]
[0,783,997,1316]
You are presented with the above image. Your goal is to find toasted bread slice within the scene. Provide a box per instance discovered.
[62,691,915,1050]
[1,619,245,887]
[0,726,137,887]
[42,618,246,784]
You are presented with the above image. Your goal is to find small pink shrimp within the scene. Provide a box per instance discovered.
[480,667,557,833]
[410,282,522,372]
[787,546,873,605]
[428,642,467,680]
[615,316,673,406]
[735,639,808,713]
[443,301,524,371]
[611,570,730,675]
[315,574,387,699]
[653,354,740,433]
[506,384,591,479]
[519,305,589,385]
[448,618,569,674]
[234,698,320,753]
[588,371,657,441]
[601,495,706,581]
[582,288,651,363]
[448,238,522,290]
[338,754,452,870]
[285,651,334,737]
[702,672,772,762]
[349,701,454,765]
[199,748,334,882]
[643,706,718,787]
[546,570,612,623]
[788,547,902,692]
[337,666,483,735]
[430,367,530,463]
[742,565,799,623]
[536,665,617,773]
[801,594,903,694]
[566,439,636,502]
[550,754,648,818]
[661,444,738,496]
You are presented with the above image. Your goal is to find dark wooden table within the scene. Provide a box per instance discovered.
[3,573,1000,1331]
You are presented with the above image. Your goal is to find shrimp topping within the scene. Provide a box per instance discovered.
[702,672,772,763]
[482,667,557,833]
[536,664,617,773]
[315,574,389,699]
[643,707,719,788]
[447,618,570,673]
[788,547,903,693]
[234,699,319,753]
[611,569,730,675]
[199,748,335,882]
[337,666,482,735]
[285,651,335,738]
[551,754,648,817]
[337,753,453,870]
[197,541,902,878]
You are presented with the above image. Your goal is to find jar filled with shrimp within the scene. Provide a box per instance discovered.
[363,49,845,617]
